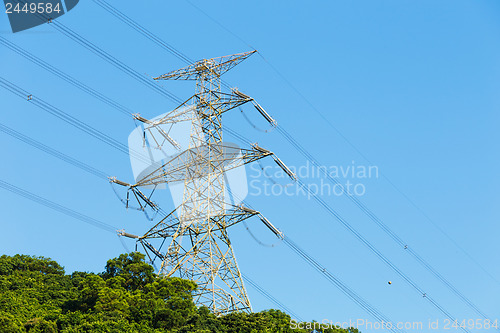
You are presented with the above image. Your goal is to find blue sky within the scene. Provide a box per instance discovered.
[1,0,499,331]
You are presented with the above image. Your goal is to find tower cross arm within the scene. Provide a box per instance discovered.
[133,143,275,188]
[153,51,257,81]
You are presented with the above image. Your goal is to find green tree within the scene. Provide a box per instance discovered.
[100,252,154,291]
[0,252,357,333]
[0,313,24,333]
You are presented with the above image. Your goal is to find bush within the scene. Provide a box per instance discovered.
[0,253,356,333]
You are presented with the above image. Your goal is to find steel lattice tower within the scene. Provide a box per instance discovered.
[113,51,294,315]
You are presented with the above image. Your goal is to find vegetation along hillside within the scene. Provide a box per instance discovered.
[0,252,358,333]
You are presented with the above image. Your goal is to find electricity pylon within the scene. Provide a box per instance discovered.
[113,51,294,315]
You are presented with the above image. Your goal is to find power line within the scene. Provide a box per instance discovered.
[42,6,493,303]
[242,273,303,322]
[92,0,194,65]
[0,38,250,166]
[182,1,500,290]
[170,0,497,321]
[0,76,158,165]
[10,9,488,310]
[2,9,304,317]
[5,5,481,326]
[275,127,493,321]
[293,176,468,332]
[229,137,469,332]
[0,179,117,233]
[50,19,182,104]
[0,36,133,117]
[0,119,300,321]
[283,236,405,333]
[242,220,279,248]
[182,0,257,51]
[0,122,109,180]
[90,0,235,92]
[0,65,424,329]
[0,76,129,155]
[225,190,402,331]
[75,0,477,319]
[230,184,470,333]
[15,0,182,105]
[0,60,289,314]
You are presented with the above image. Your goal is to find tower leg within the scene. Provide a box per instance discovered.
[160,225,251,315]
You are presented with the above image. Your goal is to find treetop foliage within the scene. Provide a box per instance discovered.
[0,253,358,333]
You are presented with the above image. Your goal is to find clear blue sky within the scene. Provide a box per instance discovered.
[1,1,499,332]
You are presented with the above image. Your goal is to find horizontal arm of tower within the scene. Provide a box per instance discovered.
[141,204,261,241]
[134,95,198,127]
[135,90,253,130]
[153,51,257,81]
[195,91,253,117]
[133,143,274,188]
[134,116,180,150]
[211,204,261,230]
[139,205,262,281]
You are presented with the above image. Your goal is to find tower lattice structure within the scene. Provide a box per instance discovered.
[113,51,293,315]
